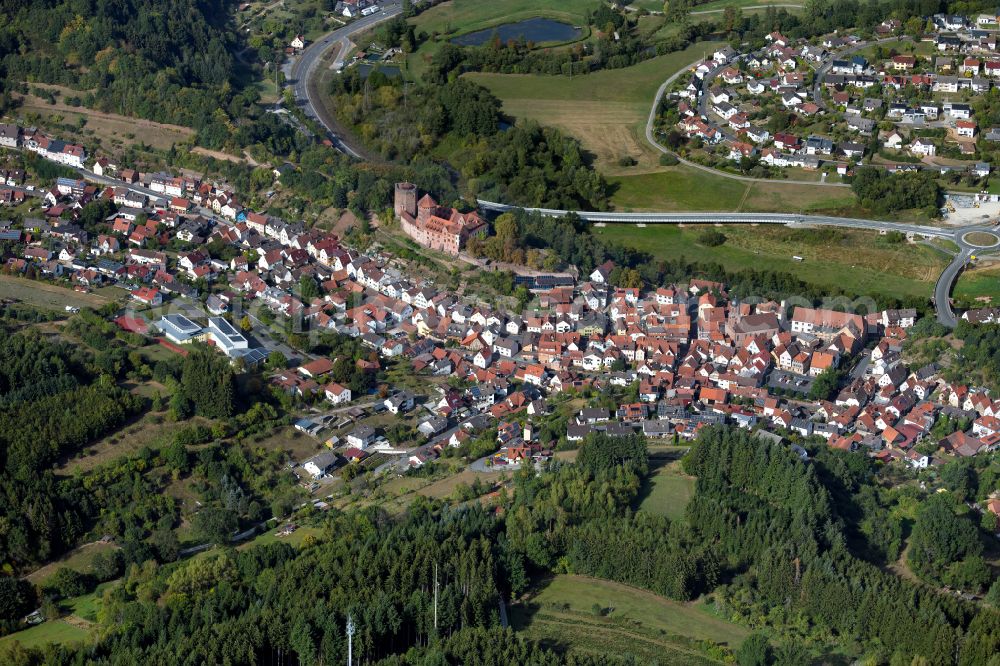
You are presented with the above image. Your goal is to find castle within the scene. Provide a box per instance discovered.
[394,182,488,256]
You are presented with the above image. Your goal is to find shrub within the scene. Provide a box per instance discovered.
[697,229,727,247]
[659,152,679,166]
[43,568,94,599]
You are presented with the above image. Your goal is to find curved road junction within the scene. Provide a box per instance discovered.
[477,200,1000,328]
[290,11,999,328]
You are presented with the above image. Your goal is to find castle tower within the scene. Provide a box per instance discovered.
[394,182,417,219]
[416,193,437,225]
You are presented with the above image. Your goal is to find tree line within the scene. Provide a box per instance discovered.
[328,73,609,209]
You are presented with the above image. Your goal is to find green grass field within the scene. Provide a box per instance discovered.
[592,224,947,300]
[0,583,114,650]
[953,262,1000,305]
[410,0,593,36]
[63,582,116,622]
[25,542,120,585]
[512,575,748,663]
[691,0,804,11]
[638,458,695,522]
[238,525,323,551]
[608,167,860,213]
[467,42,722,172]
[609,168,747,210]
[467,44,863,213]
[0,620,90,650]
[0,275,112,311]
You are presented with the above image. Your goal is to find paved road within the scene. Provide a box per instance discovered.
[69,164,224,220]
[645,36,914,187]
[289,1,403,157]
[478,201,949,235]
[478,198,1000,327]
[644,57,850,186]
[935,248,973,327]
[810,36,906,112]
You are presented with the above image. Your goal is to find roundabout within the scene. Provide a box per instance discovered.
[961,231,1000,249]
[291,14,996,330]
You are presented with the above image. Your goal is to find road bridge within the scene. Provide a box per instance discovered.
[478,200,1000,327]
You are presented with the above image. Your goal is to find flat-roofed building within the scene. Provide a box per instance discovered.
[156,314,202,344]
[206,316,249,357]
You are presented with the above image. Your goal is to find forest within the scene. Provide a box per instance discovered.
[0,326,143,569]
[0,0,231,127]
[948,321,1000,391]
[328,73,609,209]
[2,427,997,664]
[850,167,943,216]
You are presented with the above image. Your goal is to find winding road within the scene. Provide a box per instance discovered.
[288,1,403,157]
[286,11,1000,328]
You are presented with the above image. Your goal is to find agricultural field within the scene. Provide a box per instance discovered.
[637,455,695,523]
[467,45,863,214]
[0,275,113,312]
[690,0,804,12]
[738,180,858,213]
[593,223,948,300]
[410,0,593,39]
[607,167,747,211]
[608,166,860,214]
[511,575,748,663]
[466,43,723,173]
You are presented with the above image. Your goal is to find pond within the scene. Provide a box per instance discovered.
[451,18,581,47]
[356,63,402,79]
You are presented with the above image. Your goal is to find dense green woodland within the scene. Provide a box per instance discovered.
[1,428,997,664]
[0,1,233,129]
[0,327,143,569]
[329,73,609,209]
[850,167,943,216]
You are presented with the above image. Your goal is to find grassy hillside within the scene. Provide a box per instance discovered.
[593,224,947,300]
[637,457,695,522]
[466,42,722,172]
[953,261,1000,306]
[466,43,863,214]
[512,574,748,663]
[410,0,594,36]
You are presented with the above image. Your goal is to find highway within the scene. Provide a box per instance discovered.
[477,199,1000,327]
[478,201,951,236]
[289,1,403,157]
